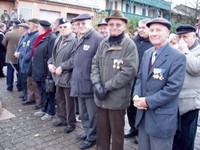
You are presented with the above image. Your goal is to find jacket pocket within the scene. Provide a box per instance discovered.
[154,107,177,115]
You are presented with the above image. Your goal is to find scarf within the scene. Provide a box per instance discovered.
[30,29,52,57]
[109,32,124,46]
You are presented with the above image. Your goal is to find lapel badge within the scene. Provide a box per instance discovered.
[23,42,26,47]
[26,40,30,47]
[113,59,123,69]
[153,68,166,80]
[83,44,90,51]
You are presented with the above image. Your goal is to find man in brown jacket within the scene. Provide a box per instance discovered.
[2,20,22,91]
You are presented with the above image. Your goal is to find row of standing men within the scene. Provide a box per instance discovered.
[0,9,200,150]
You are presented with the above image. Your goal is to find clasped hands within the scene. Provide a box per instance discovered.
[48,64,62,76]
[94,82,108,101]
[133,95,148,110]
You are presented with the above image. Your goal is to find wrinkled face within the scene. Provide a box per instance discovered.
[58,22,71,36]
[18,26,25,35]
[149,23,169,49]
[178,32,196,48]
[98,24,109,38]
[28,22,37,32]
[38,25,45,35]
[108,19,126,37]
[71,22,79,35]
[76,19,92,34]
[138,22,149,38]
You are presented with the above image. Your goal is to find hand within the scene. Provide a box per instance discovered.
[14,52,20,58]
[94,82,108,101]
[48,64,56,73]
[177,40,188,52]
[56,67,62,76]
[133,96,147,110]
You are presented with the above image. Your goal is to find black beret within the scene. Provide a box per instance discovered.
[176,24,196,35]
[98,19,107,27]
[74,14,92,21]
[13,19,21,25]
[28,18,39,24]
[18,23,29,29]
[39,20,51,27]
[146,18,171,30]
[58,17,69,25]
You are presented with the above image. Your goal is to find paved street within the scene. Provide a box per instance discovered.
[0,73,200,150]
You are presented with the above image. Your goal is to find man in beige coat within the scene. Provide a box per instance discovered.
[2,20,21,91]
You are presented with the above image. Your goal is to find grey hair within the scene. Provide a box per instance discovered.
[139,18,152,25]
[0,23,6,29]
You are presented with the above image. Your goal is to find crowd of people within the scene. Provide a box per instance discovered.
[0,9,200,150]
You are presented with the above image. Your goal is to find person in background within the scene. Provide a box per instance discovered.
[70,14,103,149]
[125,18,153,140]
[52,18,60,36]
[133,18,186,150]
[97,19,109,38]
[31,20,56,121]
[91,10,139,150]
[1,10,10,22]
[173,24,200,150]
[0,23,6,78]
[14,23,29,102]
[2,19,22,92]
[48,18,77,133]
[10,9,17,21]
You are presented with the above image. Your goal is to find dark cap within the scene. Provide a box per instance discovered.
[146,18,171,30]
[28,18,39,24]
[176,24,196,35]
[74,14,92,21]
[98,19,107,27]
[13,19,21,25]
[39,20,51,27]
[18,23,29,29]
[105,10,128,24]
[58,17,69,25]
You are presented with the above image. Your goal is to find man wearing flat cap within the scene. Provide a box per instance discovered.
[91,10,139,150]
[173,24,200,150]
[97,19,109,38]
[14,23,29,102]
[70,13,103,149]
[132,18,186,150]
[22,18,41,108]
[48,17,77,133]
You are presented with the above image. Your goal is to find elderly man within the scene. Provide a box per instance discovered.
[91,10,139,150]
[173,25,200,150]
[48,18,77,133]
[14,23,29,102]
[97,19,109,38]
[70,14,102,149]
[133,18,186,150]
[125,18,153,139]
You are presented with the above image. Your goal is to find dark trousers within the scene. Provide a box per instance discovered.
[36,81,55,116]
[127,99,138,133]
[173,109,199,150]
[78,97,97,142]
[96,107,125,150]
[0,50,5,75]
[6,63,21,91]
[20,73,27,100]
[56,86,76,127]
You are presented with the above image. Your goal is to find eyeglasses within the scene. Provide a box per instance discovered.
[76,21,86,26]
[59,26,68,29]
[108,23,124,28]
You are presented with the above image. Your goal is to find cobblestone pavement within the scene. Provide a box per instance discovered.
[0,75,199,150]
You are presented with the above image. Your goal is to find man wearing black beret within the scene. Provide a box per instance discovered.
[173,24,200,150]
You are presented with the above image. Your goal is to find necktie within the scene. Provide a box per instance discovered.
[151,51,157,65]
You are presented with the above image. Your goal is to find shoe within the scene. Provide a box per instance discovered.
[19,95,24,98]
[34,110,45,117]
[22,100,35,105]
[52,121,67,127]
[64,126,75,133]
[134,136,138,144]
[76,133,87,141]
[79,139,96,149]
[41,114,53,121]
[34,104,42,110]
[6,87,13,92]
[124,129,138,138]
[0,74,6,78]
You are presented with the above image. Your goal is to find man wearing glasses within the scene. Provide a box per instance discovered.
[91,10,139,150]
[70,14,103,149]
[48,18,77,133]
